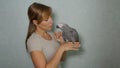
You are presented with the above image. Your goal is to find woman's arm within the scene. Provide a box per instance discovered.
[46,46,64,68]
[54,32,66,61]
[30,46,64,68]
[60,51,66,61]
[30,42,80,68]
[30,51,46,68]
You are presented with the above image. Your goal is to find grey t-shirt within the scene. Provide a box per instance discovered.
[27,31,61,68]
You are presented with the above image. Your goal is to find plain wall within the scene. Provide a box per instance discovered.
[0,0,120,68]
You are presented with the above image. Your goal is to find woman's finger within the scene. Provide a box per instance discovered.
[69,46,79,51]
[71,42,80,48]
[62,42,79,51]
[54,33,57,39]
[55,32,61,38]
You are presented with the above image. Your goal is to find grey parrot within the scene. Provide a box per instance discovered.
[56,24,79,43]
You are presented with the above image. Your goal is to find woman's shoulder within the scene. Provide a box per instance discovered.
[27,33,44,52]
[27,32,42,43]
[27,31,54,43]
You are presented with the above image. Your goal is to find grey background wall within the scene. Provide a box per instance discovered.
[0,0,120,68]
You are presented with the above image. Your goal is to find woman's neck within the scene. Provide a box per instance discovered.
[35,28,52,40]
[35,28,46,35]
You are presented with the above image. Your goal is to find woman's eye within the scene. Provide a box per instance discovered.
[43,19,48,21]
[45,20,48,21]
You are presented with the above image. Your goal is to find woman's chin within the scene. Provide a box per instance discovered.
[46,27,52,31]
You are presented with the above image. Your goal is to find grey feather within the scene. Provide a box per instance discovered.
[56,24,79,43]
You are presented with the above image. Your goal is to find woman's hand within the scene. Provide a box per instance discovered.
[54,32,80,51]
[60,42,80,51]
[54,32,64,44]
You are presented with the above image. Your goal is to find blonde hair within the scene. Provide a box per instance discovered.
[25,2,52,49]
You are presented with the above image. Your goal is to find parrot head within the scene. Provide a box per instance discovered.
[56,23,69,30]
[56,24,64,28]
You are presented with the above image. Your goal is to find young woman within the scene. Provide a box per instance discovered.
[25,2,80,68]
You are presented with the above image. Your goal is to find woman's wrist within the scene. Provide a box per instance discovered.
[59,44,65,52]
[60,41,65,45]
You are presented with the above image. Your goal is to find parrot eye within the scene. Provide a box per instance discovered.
[59,24,63,28]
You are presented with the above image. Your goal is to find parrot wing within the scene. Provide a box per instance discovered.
[70,28,79,42]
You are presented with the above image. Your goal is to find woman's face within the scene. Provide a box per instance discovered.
[37,16,53,31]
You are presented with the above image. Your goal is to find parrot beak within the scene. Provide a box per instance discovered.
[56,25,59,28]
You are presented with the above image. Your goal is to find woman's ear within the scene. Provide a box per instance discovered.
[33,20,38,26]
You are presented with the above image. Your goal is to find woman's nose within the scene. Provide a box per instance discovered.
[49,17,53,24]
